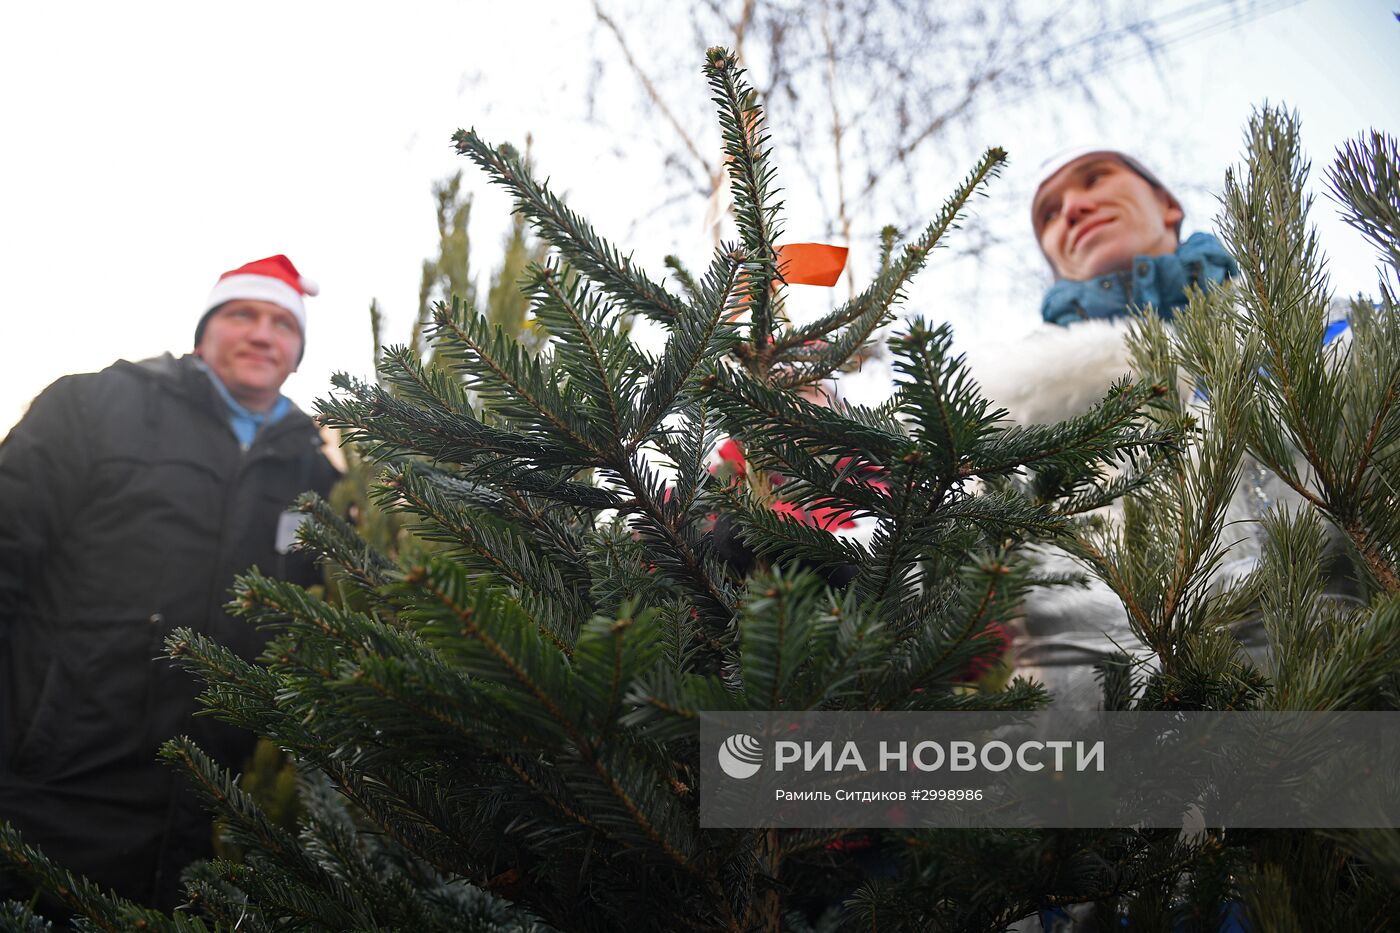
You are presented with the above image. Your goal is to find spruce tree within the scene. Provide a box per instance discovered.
[222,170,554,855]
[3,55,1397,933]
[338,168,550,565]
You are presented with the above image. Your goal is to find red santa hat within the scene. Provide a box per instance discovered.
[196,254,318,347]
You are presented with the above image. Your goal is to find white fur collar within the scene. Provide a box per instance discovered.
[963,319,1134,426]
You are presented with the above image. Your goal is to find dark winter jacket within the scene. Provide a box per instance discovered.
[0,353,338,909]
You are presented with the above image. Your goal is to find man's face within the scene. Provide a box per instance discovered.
[195,300,302,411]
[1033,155,1184,281]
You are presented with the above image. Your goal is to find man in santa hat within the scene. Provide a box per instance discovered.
[0,255,340,911]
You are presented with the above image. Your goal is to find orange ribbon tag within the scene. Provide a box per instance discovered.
[725,241,848,322]
[777,243,848,287]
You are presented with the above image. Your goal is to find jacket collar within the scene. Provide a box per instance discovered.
[119,353,320,454]
[1040,232,1238,327]
[191,357,291,449]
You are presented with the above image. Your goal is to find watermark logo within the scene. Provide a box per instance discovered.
[718,733,764,779]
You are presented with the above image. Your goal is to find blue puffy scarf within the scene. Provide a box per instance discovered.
[1040,232,1239,327]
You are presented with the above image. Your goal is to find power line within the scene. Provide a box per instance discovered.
[942,0,1309,151]
[852,0,1311,215]
[1038,0,1308,93]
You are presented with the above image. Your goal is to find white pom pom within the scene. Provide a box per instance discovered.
[300,276,320,296]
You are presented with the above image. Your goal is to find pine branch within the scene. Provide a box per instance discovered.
[429,297,610,461]
[200,577,642,902]
[451,128,688,325]
[1043,458,1165,518]
[704,46,784,343]
[177,865,272,933]
[305,759,489,890]
[1328,129,1400,272]
[769,147,1006,384]
[527,262,646,447]
[1219,106,1345,493]
[1335,297,1400,591]
[1220,109,1400,593]
[0,823,205,932]
[1255,509,1400,711]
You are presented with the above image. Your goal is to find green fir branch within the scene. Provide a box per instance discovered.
[318,374,567,470]
[635,243,746,438]
[405,560,703,874]
[891,319,1000,476]
[723,492,873,573]
[451,128,687,325]
[704,47,783,343]
[706,364,908,460]
[382,462,586,649]
[737,569,833,711]
[527,262,645,447]
[0,822,203,932]
[159,738,367,931]
[291,491,400,594]
[770,147,1006,384]
[429,296,609,461]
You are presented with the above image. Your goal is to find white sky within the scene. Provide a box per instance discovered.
[1,0,1397,434]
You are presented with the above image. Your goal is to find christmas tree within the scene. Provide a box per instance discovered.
[222,167,554,857]
[4,50,1399,932]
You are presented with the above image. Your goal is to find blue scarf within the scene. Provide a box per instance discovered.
[200,363,290,449]
[1040,232,1239,327]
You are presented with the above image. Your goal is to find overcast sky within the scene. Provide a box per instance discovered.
[1,0,1397,433]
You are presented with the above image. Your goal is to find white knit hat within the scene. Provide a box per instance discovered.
[1031,148,1183,276]
[1031,147,1181,231]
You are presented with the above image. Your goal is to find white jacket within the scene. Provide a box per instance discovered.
[965,319,1301,707]
[967,320,1146,707]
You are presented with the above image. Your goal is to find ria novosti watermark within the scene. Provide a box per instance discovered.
[701,711,1400,829]
[720,732,1104,778]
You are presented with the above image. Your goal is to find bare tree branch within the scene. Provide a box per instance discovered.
[819,0,855,297]
[593,0,717,183]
